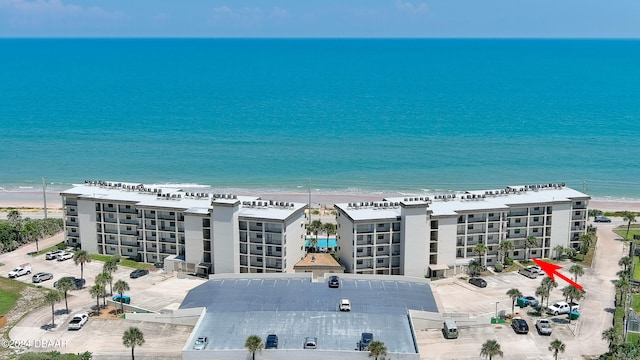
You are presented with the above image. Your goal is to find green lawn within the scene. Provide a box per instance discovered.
[634,257,640,282]
[633,294,640,312]
[0,277,28,315]
[615,306,625,335]
[614,228,640,241]
[628,332,640,344]
[88,254,152,270]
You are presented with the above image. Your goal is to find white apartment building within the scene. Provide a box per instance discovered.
[334,183,590,278]
[60,181,307,275]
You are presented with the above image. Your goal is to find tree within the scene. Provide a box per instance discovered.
[562,286,585,323]
[524,235,539,260]
[74,249,92,283]
[103,255,120,294]
[568,264,584,283]
[55,277,76,314]
[541,277,558,307]
[368,340,388,360]
[244,335,263,360]
[564,246,577,259]
[623,211,637,240]
[96,272,112,307]
[535,285,549,313]
[7,209,22,222]
[579,234,594,255]
[308,237,318,253]
[619,256,632,273]
[122,326,145,360]
[480,339,503,360]
[44,291,62,327]
[548,339,565,360]
[468,260,483,277]
[506,288,523,315]
[323,222,336,242]
[90,283,105,313]
[7,209,22,247]
[616,278,630,305]
[554,245,565,260]
[499,240,514,263]
[602,327,620,353]
[114,279,130,314]
[473,243,489,265]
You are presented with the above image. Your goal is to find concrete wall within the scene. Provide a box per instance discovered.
[409,310,491,331]
[125,307,205,326]
[400,205,429,278]
[434,216,458,269]
[212,202,240,274]
[550,202,572,250]
[77,199,97,253]
[335,210,354,273]
[283,210,307,272]
[183,349,419,360]
[184,214,205,267]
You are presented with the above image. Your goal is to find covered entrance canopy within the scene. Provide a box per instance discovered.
[428,264,450,278]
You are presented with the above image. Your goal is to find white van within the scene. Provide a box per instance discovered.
[443,319,458,339]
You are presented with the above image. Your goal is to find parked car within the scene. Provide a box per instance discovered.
[265,334,278,349]
[32,272,53,283]
[594,215,611,223]
[193,336,208,350]
[45,249,64,260]
[468,277,487,288]
[535,319,553,335]
[522,296,539,308]
[68,313,88,330]
[8,263,31,278]
[359,332,374,351]
[339,298,351,312]
[328,275,340,288]
[57,252,73,261]
[547,301,580,316]
[511,318,529,334]
[527,265,544,275]
[304,337,318,349]
[130,269,149,278]
[518,267,539,279]
[54,277,85,290]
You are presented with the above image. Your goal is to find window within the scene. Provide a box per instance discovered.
[170,212,175,216]
[377,259,384,264]
[488,223,494,229]
[127,248,132,253]
[126,215,132,220]
[377,223,385,228]
[127,226,132,231]
[378,247,384,251]
[575,211,580,215]
[515,219,521,223]
[126,205,131,209]
[533,228,539,233]
[170,222,175,227]
[534,207,540,211]
[357,260,363,265]
[533,217,539,222]
[467,224,473,230]
[514,229,521,234]
[257,246,262,250]
[488,213,494,217]
[469,214,474,218]
[514,251,519,256]
[378,235,384,240]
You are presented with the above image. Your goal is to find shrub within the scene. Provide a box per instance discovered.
[573,253,585,262]
[494,262,503,272]
[504,257,514,266]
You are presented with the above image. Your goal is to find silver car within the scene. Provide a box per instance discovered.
[32,272,53,283]
[193,336,208,350]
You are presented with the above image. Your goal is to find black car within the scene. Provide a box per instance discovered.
[265,334,278,349]
[130,269,150,279]
[54,277,85,290]
[468,277,487,288]
[328,275,340,288]
[511,318,529,334]
[359,332,374,351]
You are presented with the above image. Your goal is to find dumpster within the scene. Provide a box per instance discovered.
[517,297,528,308]
[113,295,131,304]
[569,311,580,320]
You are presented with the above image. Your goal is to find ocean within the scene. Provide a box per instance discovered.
[1,39,639,200]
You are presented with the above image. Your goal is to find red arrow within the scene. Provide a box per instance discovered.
[532,258,583,291]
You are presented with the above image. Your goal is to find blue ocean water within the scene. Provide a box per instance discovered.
[0,39,639,199]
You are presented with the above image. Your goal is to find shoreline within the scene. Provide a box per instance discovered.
[1,191,640,213]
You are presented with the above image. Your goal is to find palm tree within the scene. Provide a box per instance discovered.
[579,234,594,255]
[499,240,514,263]
[44,291,62,327]
[308,237,318,253]
[554,245,565,260]
[569,264,584,283]
[368,340,388,360]
[244,335,263,360]
[619,256,632,273]
[541,277,558,307]
[74,249,92,283]
[122,326,145,360]
[96,272,112,307]
[506,288,523,315]
[323,222,336,242]
[564,246,577,260]
[616,277,630,304]
[7,209,21,222]
[602,327,620,353]
[562,286,585,323]
[55,277,76,314]
[549,339,566,360]
[480,339,503,360]
[103,255,120,294]
[524,235,539,260]
[535,285,549,312]
[114,279,130,314]
[623,211,637,240]
[468,260,483,277]
[90,284,105,313]
[473,243,489,265]
[7,209,22,247]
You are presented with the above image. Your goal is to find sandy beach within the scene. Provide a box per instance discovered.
[1,190,639,213]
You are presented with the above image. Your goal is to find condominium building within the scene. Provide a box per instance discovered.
[60,181,307,275]
[334,183,589,278]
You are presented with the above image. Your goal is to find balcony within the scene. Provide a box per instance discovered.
[266,251,283,257]
[105,238,118,245]
[159,226,176,232]
[120,229,138,236]
[250,248,263,256]
[264,225,283,233]
[356,239,373,246]
[159,237,176,243]
[376,238,390,245]
[102,206,117,213]
[65,220,78,227]
[467,227,485,234]
[158,213,175,221]
[120,218,139,225]
[66,208,78,216]
[160,248,177,255]
[356,225,374,233]
[249,225,263,232]
[356,262,373,270]
[265,238,282,245]
[249,237,263,244]
[265,261,282,269]
[376,249,390,256]
[104,217,117,223]
[467,217,487,223]
[118,206,137,214]
[121,240,138,247]
[146,245,158,252]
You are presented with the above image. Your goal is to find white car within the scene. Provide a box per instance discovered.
[339,298,351,312]
[46,249,64,260]
[57,252,73,261]
[68,313,88,330]
[527,265,544,275]
[193,336,208,350]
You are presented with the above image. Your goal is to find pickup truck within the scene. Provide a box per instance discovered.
[68,313,88,330]
[8,263,31,278]
[546,301,579,316]
[535,319,553,335]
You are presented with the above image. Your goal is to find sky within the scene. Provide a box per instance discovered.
[0,0,639,38]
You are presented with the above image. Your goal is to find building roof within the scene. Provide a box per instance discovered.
[294,253,342,269]
[180,274,438,353]
[335,184,589,219]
